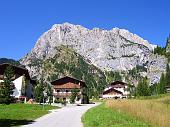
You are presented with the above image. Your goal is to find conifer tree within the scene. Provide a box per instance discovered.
[34,77,45,104]
[34,83,44,104]
[47,84,53,105]
[157,73,166,94]
[166,34,170,47]
[0,65,15,104]
[114,71,122,81]
[127,83,135,98]
[166,64,170,86]
[136,77,151,96]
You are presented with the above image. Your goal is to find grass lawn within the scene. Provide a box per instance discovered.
[0,103,58,127]
[82,94,170,127]
[82,103,150,127]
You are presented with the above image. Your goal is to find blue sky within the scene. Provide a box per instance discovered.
[0,0,170,60]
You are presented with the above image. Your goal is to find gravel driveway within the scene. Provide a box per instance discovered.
[23,103,100,127]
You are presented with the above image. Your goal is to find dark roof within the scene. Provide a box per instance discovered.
[51,76,86,86]
[110,81,127,86]
[105,81,127,89]
[53,83,81,89]
[0,63,30,79]
[103,87,123,95]
[112,84,125,88]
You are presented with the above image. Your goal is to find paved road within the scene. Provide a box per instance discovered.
[23,103,100,127]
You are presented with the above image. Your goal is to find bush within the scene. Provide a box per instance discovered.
[70,88,79,104]
[54,98,62,103]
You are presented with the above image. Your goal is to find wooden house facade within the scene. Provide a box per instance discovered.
[51,76,88,104]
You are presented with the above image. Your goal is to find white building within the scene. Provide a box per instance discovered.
[103,81,129,99]
[0,63,35,99]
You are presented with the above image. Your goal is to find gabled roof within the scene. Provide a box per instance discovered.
[51,76,86,86]
[0,63,30,79]
[105,81,127,89]
[103,87,123,95]
[53,83,81,89]
[110,81,127,86]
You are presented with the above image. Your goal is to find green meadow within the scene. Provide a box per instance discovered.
[82,94,170,127]
[0,103,58,127]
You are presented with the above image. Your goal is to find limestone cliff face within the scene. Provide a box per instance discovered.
[20,23,167,84]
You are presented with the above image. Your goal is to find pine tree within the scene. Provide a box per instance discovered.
[127,83,135,98]
[149,83,157,95]
[34,83,44,104]
[114,71,122,81]
[81,86,89,104]
[21,75,26,96]
[0,65,15,104]
[166,34,170,47]
[47,84,53,105]
[136,77,151,96]
[157,73,166,94]
[166,64,170,86]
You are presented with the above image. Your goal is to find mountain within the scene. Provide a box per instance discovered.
[20,23,167,86]
[0,58,21,66]
[22,45,107,97]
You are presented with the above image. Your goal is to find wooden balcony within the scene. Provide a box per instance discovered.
[53,93,72,97]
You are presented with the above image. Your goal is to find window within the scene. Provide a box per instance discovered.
[66,90,70,93]
[55,89,60,92]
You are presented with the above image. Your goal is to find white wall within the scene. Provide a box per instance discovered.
[12,76,33,98]
[0,80,4,83]
[13,76,23,98]
[102,94,122,98]
[103,85,130,99]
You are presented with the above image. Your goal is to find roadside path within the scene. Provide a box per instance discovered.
[23,103,100,127]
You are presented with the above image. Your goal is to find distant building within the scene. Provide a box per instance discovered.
[102,81,129,99]
[166,86,170,93]
[51,76,88,104]
[103,87,123,99]
[0,63,35,99]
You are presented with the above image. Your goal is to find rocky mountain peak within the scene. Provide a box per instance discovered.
[50,23,157,50]
[20,23,167,84]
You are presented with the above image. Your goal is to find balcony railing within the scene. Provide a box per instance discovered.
[53,93,72,97]
[53,92,81,97]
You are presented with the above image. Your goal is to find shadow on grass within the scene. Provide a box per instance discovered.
[0,119,34,127]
